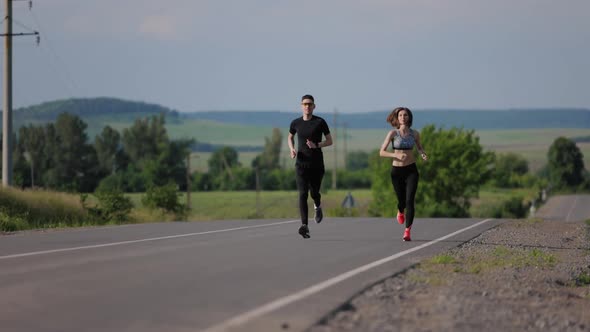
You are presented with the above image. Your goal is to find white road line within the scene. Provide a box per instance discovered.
[202,218,495,332]
[0,220,299,260]
[565,196,579,222]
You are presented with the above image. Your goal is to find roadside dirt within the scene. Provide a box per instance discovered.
[309,219,590,332]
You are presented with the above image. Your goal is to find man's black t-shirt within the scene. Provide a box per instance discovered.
[289,115,331,168]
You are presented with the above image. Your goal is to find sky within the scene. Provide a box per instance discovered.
[1,0,589,113]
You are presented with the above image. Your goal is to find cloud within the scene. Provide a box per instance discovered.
[139,15,180,41]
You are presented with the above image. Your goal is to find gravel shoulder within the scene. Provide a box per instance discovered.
[309,219,590,332]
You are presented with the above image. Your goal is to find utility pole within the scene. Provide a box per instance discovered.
[343,122,347,171]
[332,108,337,190]
[2,0,13,186]
[255,166,261,217]
[1,0,39,187]
[186,153,192,211]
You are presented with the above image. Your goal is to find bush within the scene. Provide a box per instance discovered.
[368,150,395,217]
[1,186,95,229]
[489,153,529,188]
[95,174,126,193]
[94,189,134,223]
[142,183,184,213]
[502,196,527,218]
[97,171,146,193]
[419,199,470,218]
[471,195,527,219]
[0,210,27,232]
[329,207,359,217]
[337,169,372,189]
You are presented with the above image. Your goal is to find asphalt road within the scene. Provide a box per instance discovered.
[1,216,504,332]
[534,194,590,222]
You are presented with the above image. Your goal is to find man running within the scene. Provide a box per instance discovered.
[288,94,333,238]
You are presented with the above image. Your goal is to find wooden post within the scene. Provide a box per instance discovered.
[2,0,13,186]
[186,154,191,210]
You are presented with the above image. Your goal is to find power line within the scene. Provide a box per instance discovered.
[27,6,79,97]
[2,0,40,186]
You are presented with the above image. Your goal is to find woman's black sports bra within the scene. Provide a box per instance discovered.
[391,129,416,150]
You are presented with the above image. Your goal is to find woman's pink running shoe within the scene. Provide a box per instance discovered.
[396,212,405,225]
[403,227,411,241]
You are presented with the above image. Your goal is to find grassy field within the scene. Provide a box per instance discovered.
[469,187,540,218]
[82,115,590,173]
[186,127,590,173]
[102,122,271,146]
[127,189,375,221]
[1,186,541,232]
[128,187,538,222]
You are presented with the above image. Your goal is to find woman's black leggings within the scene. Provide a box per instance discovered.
[390,163,419,228]
[295,165,324,225]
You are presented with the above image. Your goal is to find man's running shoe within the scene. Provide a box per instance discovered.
[314,207,323,224]
[298,224,310,239]
[397,212,405,225]
[403,227,411,241]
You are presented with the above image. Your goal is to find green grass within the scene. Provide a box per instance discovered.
[475,129,590,145]
[418,246,559,275]
[410,254,460,285]
[575,272,590,286]
[128,189,375,221]
[168,120,276,147]
[129,187,534,222]
[465,246,557,274]
[412,245,559,285]
[0,187,100,231]
[428,254,458,265]
[107,118,272,149]
[0,185,578,232]
[469,187,538,218]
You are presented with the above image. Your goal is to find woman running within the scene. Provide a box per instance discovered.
[379,107,428,241]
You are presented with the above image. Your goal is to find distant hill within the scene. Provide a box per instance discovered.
[13,97,180,128]
[5,98,589,157]
[183,109,590,130]
[9,98,590,133]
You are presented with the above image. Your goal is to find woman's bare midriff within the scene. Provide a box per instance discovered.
[391,149,416,167]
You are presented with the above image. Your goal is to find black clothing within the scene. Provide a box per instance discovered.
[390,163,419,228]
[298,224,310,238]
[290,115,330,225]
[289,116,330,168]
[295,165,324,224]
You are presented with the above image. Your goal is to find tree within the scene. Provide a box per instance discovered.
[46,113,98,192]
[40,123,59,188]
[490,153,529,188]
[251,128,282,171]
[142,139,193,188]
[207,146,241,190]
[346,151,370,171]
[208,146,240,176]
[18,125,46,187]
[211,166,255,191]
[417,126,494,216]
[368,149,394,216]
[547,137,585,190]
[122,113,168,165]
[95,126,122,175]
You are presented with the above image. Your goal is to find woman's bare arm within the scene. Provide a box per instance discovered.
[379,130,394,157]
[414,130,428,161]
